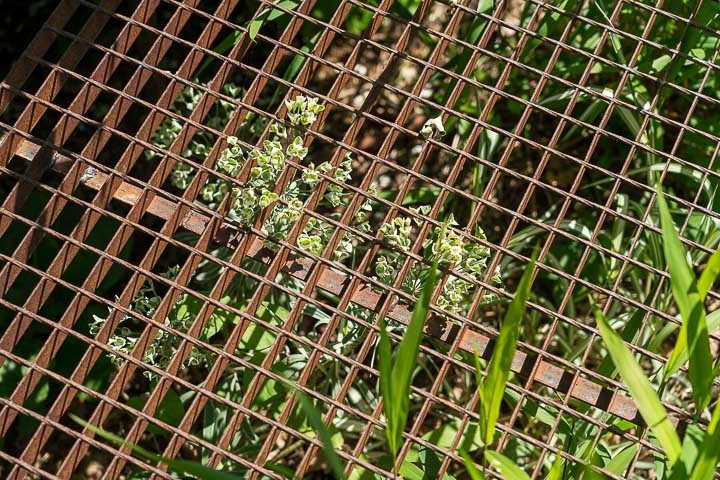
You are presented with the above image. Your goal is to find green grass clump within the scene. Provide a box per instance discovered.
[594,185,720,479]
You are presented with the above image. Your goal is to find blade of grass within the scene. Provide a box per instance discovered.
[664,307,720,375]
[670,424,704,480]
[593,306,682,466]
[70,414,244,480]
[697,249,720,299]
[688,398,720,480]
[605,443,639,476]
[546,450,563,480]
[249,0,300,41]
[296,392,347,480]
[484,451,532,480]
[379,258,440,470]
[657,185,712,412]
[597,308,645,379]
[479,250,537,446]
[378,315,396,456]
[461,450,487,480]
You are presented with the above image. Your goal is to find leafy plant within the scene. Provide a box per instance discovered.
[477,249,536,447]
[378,249,439,473]
[594,186,720,478]
[657,184,713,413]
[88,93,507,478]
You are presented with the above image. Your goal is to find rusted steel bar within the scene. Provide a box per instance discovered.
[9,137,644,426]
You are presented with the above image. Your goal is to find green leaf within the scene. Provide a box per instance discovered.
[391,258,439,441]
[664,1,720,88]
[689,398,720,480]
[296,392,347,480]
[379,257,440,470]
[477,0,494,12]
[70,414,244,479]
[593,306,682,466]
[596,308,645,380]
[460,450,486,480]
[398,459,426,480]
[479,250,536,446]
[655,304,720,373]
[545,451,563,480]
[605,443,639,476]
[671,424,704,479]
[378,315,396,457]
[485,451,532,480]
[248,0,300,41]
[657,185,712,412]
[651,54,672,73]
[697,249,720,299]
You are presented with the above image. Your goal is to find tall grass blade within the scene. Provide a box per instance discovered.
[697,249,720,299]
[249,0,300,41]
[70,414,244,480]
[546,450,563,480]
[484,451,532,480]
[688,399,720,480]
[479,251,536,446]
[597,308,645,379]
[378,315,396,457]
[460,450,487,480]
[593,307,682,465]
[657,185,712,412]
[379,260,440,468]
[605,443,638,476]
[296,392,347,480]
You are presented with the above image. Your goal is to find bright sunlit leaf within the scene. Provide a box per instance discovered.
[479,250,536,446]
[657,185,712,412]
[379,258,440,470]
[485,451,532,480]
[593,307,681,466]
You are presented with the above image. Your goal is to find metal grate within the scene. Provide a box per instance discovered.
[1,0,719,478]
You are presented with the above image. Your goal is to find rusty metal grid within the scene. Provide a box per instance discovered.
[1,0,719,478]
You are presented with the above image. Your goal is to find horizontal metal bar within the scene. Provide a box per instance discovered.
[12,137,644,426]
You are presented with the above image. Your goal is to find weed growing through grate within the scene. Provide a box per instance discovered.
[88,266,215,381]
[375,211,501,318]
[145,81,245,203]
[85,94,507,477]
[63,6,720,473]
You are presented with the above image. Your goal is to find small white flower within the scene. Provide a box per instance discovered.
[420,115,446,139]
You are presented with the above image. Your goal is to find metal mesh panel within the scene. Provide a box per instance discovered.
[1,0,719,478]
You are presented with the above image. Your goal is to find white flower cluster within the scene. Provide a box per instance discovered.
[89,276,213,380]
[376,213,501,318]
